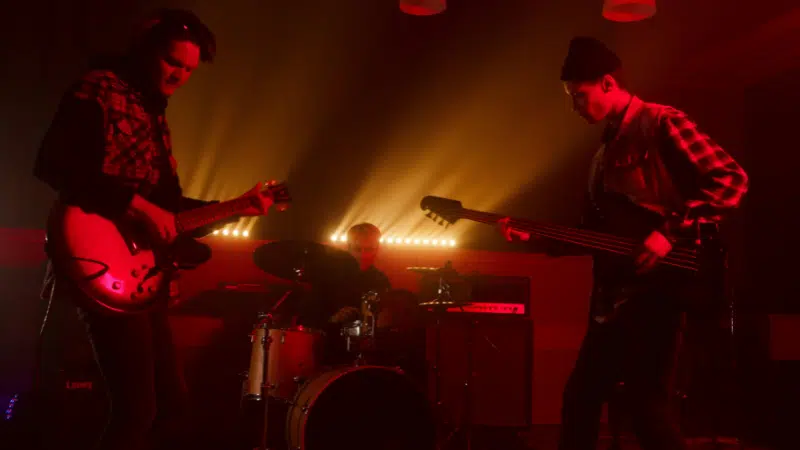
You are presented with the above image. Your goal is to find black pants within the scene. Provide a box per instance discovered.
[51,275,189,450]
[81,307,188,450]
[558,295,687,450]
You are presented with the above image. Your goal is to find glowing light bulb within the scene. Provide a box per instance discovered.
[213,230,219,235]
[243,230,249,237]
[450,240,456,247]
[432,239,439,245]
[405,238,411,244]
[222,229,230,236]
[387,237,394,244]
[233,230,240,237]
[331,234,338,241]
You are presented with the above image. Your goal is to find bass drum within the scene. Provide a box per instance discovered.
[286,365,435,450]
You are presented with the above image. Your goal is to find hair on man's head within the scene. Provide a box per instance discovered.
[347,223,381,241]
[131,8,216,62]
[560,36,621,85]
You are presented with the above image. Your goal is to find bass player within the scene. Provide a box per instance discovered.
[499,36,748,450]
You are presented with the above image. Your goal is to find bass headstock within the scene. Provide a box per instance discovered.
[420,196,464,228]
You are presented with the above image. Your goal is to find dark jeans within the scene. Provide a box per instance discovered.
[558,295,687,450]
[56,278,189,450]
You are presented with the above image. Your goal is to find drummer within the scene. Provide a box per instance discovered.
[329,223,391,323]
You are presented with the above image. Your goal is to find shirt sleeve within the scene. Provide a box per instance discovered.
[33,85,136,218]
[659,108,749,230]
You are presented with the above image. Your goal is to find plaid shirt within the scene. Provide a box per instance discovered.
[73,69,175,189]
[659,107,749,224]
[589,96,749,233]
[34,64,202,218]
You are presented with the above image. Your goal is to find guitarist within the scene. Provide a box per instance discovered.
[32,9,273,450]
[499,37,748,450]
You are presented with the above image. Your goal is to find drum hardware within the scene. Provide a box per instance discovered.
[243,282,305,450]
[415,262,495,450]
[285,365,435,450]
[247,240,437,449]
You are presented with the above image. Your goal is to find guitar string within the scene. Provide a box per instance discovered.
[449,210,699,271]
[176,187,289,232]
[457,208,699,258]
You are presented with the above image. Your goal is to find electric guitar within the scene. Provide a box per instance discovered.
[420,194,728,313]
[46,182,291,315]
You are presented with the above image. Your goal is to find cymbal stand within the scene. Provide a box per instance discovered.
[363,290,381,359]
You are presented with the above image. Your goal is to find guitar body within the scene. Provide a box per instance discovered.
[46,202,173,314]
[44,182,291,315]
[587,193,728,316]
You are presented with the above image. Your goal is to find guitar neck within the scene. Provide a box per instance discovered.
[176,197,251,233]
[456,207,699,272]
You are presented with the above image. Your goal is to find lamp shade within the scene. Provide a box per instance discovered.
[399,0,446,16]
[602,0,656,22]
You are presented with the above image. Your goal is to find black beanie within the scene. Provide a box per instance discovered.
[560,36,621,82]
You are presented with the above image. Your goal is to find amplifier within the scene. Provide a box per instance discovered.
[423,275,532,427]
[419,274,530,316]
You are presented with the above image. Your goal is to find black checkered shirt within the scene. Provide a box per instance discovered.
[35,63,206,217]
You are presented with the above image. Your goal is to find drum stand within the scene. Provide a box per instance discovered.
[244,287,294,450]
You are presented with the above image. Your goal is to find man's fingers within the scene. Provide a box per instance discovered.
[634,250,649,267]
[636,253,659,274]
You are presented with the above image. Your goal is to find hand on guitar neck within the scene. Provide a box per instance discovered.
[235,180,283,216]
[127,180,286,246]
[497,217,532,242]
[499,216,672,273]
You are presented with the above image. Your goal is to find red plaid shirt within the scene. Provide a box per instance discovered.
[591,96,749,232]
[34,62,209,218]
[659,107,749,225]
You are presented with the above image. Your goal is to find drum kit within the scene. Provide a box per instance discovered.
[239,240,459,450]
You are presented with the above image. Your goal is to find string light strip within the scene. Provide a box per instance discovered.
[330,234,456,247]
[211,229,250,238]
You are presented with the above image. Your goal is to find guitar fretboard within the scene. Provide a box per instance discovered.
[176,196,251,233]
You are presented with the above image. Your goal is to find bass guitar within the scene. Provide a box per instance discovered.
[420,194,728,314]
[46,182,291,314]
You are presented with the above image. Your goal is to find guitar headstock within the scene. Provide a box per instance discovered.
[420,196,463,228]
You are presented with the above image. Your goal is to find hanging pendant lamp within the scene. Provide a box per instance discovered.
[602,0,656,22]
[399,0,446,16]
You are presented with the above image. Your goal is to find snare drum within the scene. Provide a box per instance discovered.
[266,327,323,400]
[286,365,436,450]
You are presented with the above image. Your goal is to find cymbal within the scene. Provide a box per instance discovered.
[406,266,464,277]
[418,299,472,309]
[406,266,443,274]
[253,240,361,285]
